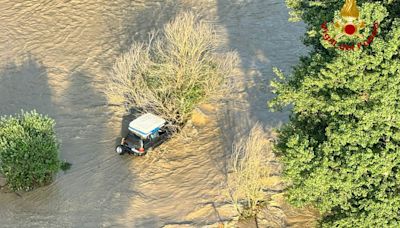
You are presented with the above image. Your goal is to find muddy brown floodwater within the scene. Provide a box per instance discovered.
[0,0,308,227]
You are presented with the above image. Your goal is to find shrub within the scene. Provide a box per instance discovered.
[106,11,237,131]
[227,124,272,218]
[0,110,61,191]
[270,1,400,227]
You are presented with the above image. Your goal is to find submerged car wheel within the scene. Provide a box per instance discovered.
[115,145,124,155]
[133,150,147,156]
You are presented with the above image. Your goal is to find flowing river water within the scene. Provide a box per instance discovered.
[0,0,308,227]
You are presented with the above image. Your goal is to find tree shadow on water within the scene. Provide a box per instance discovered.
[216,0,308,162]
[104,0,184,53]
[0,57,139,227]
[53,69,139,227]
[0,55,54,116]
[0,54,60,225]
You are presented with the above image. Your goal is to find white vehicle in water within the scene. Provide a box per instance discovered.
[115,113,169,156]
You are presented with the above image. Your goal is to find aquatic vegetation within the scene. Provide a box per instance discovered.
[106,11,237,131]
[0,110,61,191]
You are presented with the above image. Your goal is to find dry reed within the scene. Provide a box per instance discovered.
[227,123,273,218]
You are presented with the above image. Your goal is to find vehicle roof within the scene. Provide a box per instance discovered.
[128,113,166,138]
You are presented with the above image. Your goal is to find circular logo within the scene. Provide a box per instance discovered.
[344,23,357,35]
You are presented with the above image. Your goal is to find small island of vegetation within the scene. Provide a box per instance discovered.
[0,110,67,191]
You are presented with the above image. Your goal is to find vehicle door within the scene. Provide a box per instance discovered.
[145,131,160,149]
[152,130,169,149]
[142,137,153,150]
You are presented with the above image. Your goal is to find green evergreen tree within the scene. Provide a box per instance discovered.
[270,1,400,226]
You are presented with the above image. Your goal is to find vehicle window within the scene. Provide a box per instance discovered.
[143,138,151,144]
[150,131,159,140]
[127,132,139,140]
[125,132,142,148]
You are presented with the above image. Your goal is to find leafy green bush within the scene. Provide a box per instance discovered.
[106,11,237,131]
[270,1,400,227]
[0,110,61,191]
